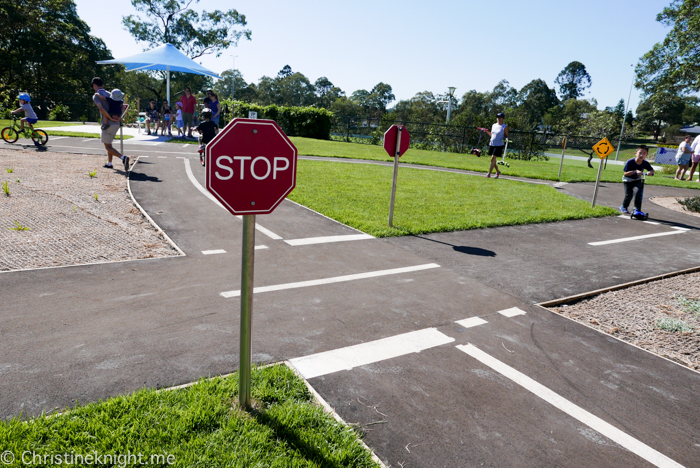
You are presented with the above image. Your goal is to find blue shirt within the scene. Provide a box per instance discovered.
[623,158,653,181]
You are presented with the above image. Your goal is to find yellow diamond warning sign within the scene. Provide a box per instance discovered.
[592,137,614,159]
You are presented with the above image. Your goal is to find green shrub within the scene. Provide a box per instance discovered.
[677,196,700,213]
[221,100,333,139]
[48,104,71,121]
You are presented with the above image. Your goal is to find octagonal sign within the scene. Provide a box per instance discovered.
[206,118,297,215]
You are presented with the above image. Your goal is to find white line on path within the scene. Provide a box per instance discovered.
[589,229,689,246]
[182,144,189,148]
[235,216,283,240]
[498,307,527,317]
[49,137,67,140]
[82,139,93,142]
[158,156,167,158]
[455,317,488,328]
[457,344,684,468]
[255,245,269,250]
[284,234,374,246]
[202,249,226,255]
[290,328,455,379]
[183,159,283,240]
[617,215,662,225]
[139,155,149,158]
[220,263,441,298]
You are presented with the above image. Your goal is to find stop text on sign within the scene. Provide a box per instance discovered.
[214,156,290,181]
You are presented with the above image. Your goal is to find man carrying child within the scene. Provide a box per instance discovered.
[91,77,130,171]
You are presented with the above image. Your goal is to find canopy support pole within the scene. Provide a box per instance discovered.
[166,65,170,104]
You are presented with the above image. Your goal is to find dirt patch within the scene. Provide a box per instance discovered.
[0,148,181,271]
[549,272,700,371]
[649,196,700,218]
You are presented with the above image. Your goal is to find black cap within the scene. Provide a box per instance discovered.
[497,112,505,118]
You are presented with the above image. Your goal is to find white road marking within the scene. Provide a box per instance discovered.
[457,344,684,468]
[255,245,269,250]
[290,328,455,379]
[498,307,527,318]
[152,142,164,146]
[284,234,374,246]
[182,144,189,148]
[49,137,67,140]
[618,214,663,226]
[176,156,186,159]
[158,156,167,158]
[455,317,488,328]
[202,249,226,255]
[589,230,689,246]
[182,159,284,240]
[139,155,150,158]
[234,216,283,240]
[553,182,568,188]
[220,263,441,298]
[82,139,93,142]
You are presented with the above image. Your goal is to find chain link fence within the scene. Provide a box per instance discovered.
[330,115,646,162]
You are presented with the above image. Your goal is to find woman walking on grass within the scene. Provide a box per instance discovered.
[484,112,508,178]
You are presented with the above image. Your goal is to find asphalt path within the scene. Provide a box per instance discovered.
[1,137,699,467]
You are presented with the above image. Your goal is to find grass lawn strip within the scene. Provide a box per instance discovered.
[290,137,699,190]
[289,159,617,238]
[0,364,380,468]
[0,120,82,129]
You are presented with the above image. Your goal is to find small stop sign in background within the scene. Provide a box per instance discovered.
[206,118,297,215]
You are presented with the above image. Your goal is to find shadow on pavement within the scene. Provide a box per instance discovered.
[412,235,497,257]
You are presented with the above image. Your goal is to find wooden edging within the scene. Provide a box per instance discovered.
[536,264,700,308]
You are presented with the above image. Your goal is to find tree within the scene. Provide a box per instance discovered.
[636,0,700,94]
[367,82,395,114]
[0,0,113,118]
[636,92,686,140]
[314,77,344,109]
[122,0,251,59]
[330,96,364,117]
[554,61,592,100]
[517,79,559,127]
[277,65,293,79]
[548,98,598,135]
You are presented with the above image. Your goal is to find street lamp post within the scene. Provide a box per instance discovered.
[231,55,237,101]
[614,65,634,161]
[446,86,456,124]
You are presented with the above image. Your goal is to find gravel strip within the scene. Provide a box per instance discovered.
[549,271,700,371]
[0,148,181,271]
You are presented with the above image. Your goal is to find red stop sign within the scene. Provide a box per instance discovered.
[383,125,410,157]
[206,118,297,215]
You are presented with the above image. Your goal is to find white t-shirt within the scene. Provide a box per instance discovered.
[490,123,507,146]
[676,141,691,160]
[176,109,183,121]
[691,135,700,155]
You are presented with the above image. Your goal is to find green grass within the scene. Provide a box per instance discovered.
[0,120,81,128]
[288,159,617,237]
[0,365,379,468]
[290,137,700,190]
[43,131,134,140]
[676,295,700,315]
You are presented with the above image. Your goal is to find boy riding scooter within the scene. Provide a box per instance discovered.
[620,144,654,219]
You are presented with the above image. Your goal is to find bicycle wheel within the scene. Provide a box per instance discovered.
[1,127,18,143]
[31,130,48,146]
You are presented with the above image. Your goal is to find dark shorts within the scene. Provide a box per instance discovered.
[488,145,504,157]
[26,118,38,124]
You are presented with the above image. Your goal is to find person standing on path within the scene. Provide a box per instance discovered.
[207,90,220,126]
[620,144,654,214]
[483,112,508,178]
[91,77,129,171]
[685,134,700,181]
[675,134,692,180]
[180,87,197,138]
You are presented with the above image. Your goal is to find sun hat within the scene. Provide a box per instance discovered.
[110,89,124,100]
[176,101,182,107]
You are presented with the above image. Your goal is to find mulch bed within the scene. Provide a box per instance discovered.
[0,148,180,271]
[550,272,700,371]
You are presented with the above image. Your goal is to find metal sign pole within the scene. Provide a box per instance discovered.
[239,214,256,409]
[591,158,605,207]
[558,137,567,180]
[388,126,402,227]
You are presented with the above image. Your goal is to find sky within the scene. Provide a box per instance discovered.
[74,0,672,113]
